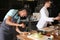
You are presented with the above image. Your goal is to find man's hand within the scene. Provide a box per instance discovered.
[19,23,26,28]
[54,17,60,21]
[20,32,30,36]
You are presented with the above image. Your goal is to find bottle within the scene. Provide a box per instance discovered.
[47,35,53,40]
[47,38,52,40]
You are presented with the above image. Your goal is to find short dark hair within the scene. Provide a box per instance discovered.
[42,0,50,6]
[44,0,50,4]
[17,7,29,16]
[18,8,27,12]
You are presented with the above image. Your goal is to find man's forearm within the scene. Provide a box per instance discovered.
[6,19,20,27]
[16,27,22,34]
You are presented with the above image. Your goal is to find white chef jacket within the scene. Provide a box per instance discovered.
[36,7,54,30]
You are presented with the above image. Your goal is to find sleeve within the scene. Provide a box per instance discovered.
[45,17,54,22]
[40,9,54,22]
[4,9,18,20]
[6,9,18,17]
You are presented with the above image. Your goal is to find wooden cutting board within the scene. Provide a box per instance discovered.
[17,35,33,40]
[40,27,55,32]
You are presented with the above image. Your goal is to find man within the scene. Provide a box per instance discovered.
[0,8,28,40]
[36,0,59,30]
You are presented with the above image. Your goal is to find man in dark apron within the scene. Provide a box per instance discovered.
[0,8,28,40]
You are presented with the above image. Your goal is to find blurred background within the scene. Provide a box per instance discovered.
[0,0,60,21]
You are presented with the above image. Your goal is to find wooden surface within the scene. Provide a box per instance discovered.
[17,35,60,40]
[53,36,60,40]
[16,27,60,40]
[17,35,33,40]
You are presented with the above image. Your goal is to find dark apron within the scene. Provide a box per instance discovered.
[0,18,17,40]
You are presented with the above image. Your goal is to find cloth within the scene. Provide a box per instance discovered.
[0,9,21,40]
[4,9,20,23]
[0,19,15,40]
[36,7,54,30]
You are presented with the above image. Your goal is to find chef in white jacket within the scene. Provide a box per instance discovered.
[36,0,59,30]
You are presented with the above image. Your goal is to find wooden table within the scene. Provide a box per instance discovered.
[53,35,60,40]
[16,27,60,40]
[17,34,60,40]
